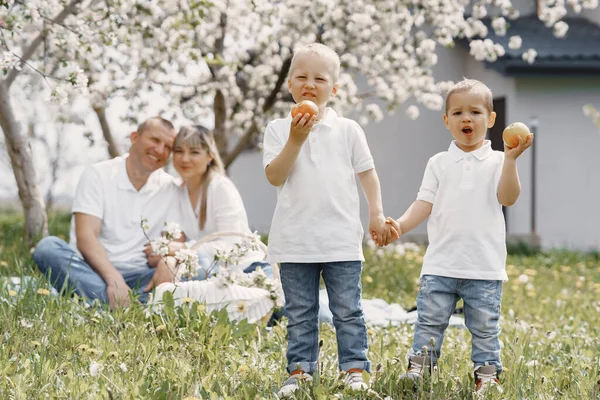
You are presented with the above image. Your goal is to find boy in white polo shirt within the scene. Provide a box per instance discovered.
[385,79,533,394]
[262,43,397,397]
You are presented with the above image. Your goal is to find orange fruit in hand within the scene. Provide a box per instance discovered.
[291,100,319,119]
[503,122,530,148]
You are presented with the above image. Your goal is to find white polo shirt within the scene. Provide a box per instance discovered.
[417,140,508,281]
[69,154,176,271]
[262,108,375,263]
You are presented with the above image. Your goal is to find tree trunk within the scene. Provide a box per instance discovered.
[93,106,121,158]
[213,89,228,158]
[0,82,48,242]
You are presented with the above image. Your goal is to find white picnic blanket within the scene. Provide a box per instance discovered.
[318,289,466,328]
[1,277,465,328]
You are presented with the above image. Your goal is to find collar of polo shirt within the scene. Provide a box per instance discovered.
[448,140,493,162]
[116,153,162,193]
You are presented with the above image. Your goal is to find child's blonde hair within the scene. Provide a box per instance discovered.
[289,43,341,81]
[445,79,493,114]
[174,125,225,230]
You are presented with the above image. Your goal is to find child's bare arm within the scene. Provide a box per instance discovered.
[386,200,433,239]
[497,134,533,206]
[265,114,317,186]
[357,168,390,246]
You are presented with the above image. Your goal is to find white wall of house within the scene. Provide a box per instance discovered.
[512,78,600,249]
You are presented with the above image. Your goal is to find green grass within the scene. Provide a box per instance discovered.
[1,212,600,399]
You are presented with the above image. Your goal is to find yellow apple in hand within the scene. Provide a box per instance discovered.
[503,122,530,148]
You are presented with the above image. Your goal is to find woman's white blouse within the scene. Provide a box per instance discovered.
[168,175,252,240]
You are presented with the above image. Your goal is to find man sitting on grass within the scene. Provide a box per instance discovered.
[33,117,177,309]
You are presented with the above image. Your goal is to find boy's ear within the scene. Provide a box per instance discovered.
[287,78,292,93]
[331,83,339,97]
[442,113,450,129]
[487,111,497,128]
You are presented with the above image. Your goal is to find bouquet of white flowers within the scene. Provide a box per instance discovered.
[143,221,284,323]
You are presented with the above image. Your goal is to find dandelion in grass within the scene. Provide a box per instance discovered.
[89,361,103,377]
[20,319,33,328]
[526,360,539,367]
[238,364,248,374]
[31,341,41,348]
[182,297,195,304]
[119,362,128,372]
[0,260,8,267]
[37,288,51,296]
[8,289,16,297]
[155,324,166,333]
[518,274,529,283]
[108,351,118,358]
[546,331,557,340]
[86,348,100,356]
[77,344,89,352]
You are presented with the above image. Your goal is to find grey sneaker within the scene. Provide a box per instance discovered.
[474,364,502,395]
[399,354,434,381]
[277,372,313,398]
[343,370,369,391]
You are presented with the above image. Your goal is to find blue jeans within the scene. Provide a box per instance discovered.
[33,236,155,304]
[280,261,370,374]
[411,275,503,371]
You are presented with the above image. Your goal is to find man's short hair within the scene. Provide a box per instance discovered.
[289,43,341,81]
[136,116,175,135]
[445,79,493,114]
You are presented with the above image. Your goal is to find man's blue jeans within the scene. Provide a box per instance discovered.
[33,236,155,304]
[411,274,503,371]
[279,261,370,374]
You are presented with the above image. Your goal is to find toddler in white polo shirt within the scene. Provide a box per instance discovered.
[262,43,397,397]
[385,79,533,394]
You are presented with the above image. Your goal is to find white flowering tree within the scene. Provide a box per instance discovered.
[2,0,598,240]
[0,0,89,241]
[0,0,209,241]
[113,0,598,168]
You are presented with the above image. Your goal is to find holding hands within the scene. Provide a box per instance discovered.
[370,213,400,247]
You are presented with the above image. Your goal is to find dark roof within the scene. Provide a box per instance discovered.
[478,15,600,76]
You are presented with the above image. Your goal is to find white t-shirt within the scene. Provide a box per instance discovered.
[168,175,264,271]
[262,108,375,263]
[417,140,508,281]
[69,154,176,271]
[168,175,252,239]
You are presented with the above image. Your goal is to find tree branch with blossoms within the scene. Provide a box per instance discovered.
[584,104,600,129]
[4,0,83,88]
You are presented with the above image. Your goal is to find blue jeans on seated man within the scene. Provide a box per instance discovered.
[279,261,370,374]
[33,236,155,304]
[411,274,503,372]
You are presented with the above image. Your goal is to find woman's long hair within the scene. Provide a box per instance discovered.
[174,125,225,230]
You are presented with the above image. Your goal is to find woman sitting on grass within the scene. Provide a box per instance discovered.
[143,125,273,293]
